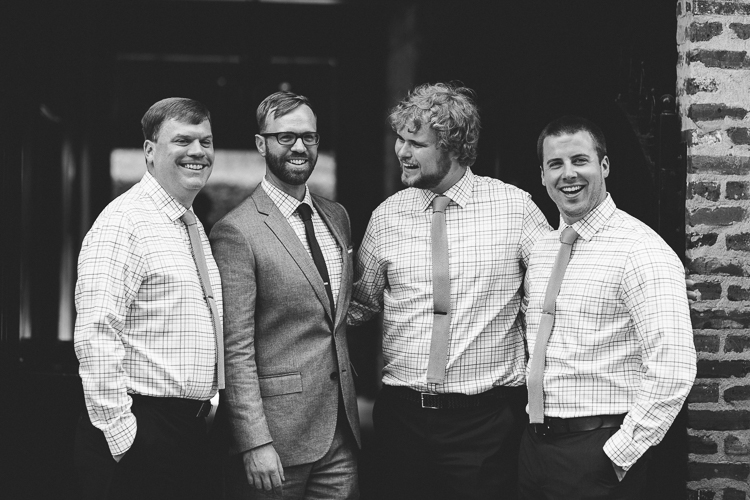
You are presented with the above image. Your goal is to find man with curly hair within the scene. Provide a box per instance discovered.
[349,82,551,499]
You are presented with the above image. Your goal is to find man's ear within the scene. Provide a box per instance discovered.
[540,165,546,187]
[601,156,610,178]
[255,134,266,157]
[144,140,155,168]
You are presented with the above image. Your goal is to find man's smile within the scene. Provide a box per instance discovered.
[180,162,210,171]
[560,185,584,196]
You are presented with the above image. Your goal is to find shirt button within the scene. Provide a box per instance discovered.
[330,372,339,381]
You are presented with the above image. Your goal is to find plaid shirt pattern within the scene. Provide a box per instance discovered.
[261,178,343,306]
[524,195,696,469]
[74,171,222,455]
[350,168,551,394]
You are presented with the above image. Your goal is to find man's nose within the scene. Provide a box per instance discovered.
[188,139,205,156]
[396,141,410,158]
[561,161,577,179]
[291,137,306,153]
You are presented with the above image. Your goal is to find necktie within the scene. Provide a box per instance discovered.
[297,203,336,317]
[527,226,579,423]
[426,195,451,385]
[181,210,225,390]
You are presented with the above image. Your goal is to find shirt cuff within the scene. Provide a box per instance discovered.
[102,411,138,457]
[603,427,650,470]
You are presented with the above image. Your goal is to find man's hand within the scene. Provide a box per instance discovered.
[113,452,126,463]
[612,461,627,482]
[242,443,285,492]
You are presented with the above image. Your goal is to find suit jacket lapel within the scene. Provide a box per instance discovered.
[313,196,349,330]
[252,187,335,323]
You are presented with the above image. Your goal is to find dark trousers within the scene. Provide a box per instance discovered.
[74,396,210,500]
[372,385,528,500]
[518,426,651,500]
[225,405,359,500]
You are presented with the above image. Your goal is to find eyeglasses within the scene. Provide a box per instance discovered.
[259,132,320,146]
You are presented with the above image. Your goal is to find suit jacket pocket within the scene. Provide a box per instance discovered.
[258,372,303,398]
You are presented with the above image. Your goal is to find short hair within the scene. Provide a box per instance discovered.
[256,91,316,132]
[141,97,212,142]
[388,82,481,168]
[537,115,607,164]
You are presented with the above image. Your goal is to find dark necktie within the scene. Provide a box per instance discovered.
[181,210,225,390]
[297,203,336,317]
[426,195,451,385]
[527,226,579,423]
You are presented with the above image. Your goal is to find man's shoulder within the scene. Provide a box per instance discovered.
[604,209,679,256]
[214,188,264,227]
[370,188,421,217]
[471,174,533,202]
[312,192,347,217]
[91,184,151,227]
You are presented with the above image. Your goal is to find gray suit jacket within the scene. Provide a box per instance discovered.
[210,185,361,467]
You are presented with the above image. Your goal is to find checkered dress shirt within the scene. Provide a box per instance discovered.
[74,171,222,456]
[524,195,696,469]
[350,168,551,394]
[261,178,343,306]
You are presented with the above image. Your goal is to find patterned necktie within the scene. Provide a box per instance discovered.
[426,195,452,385]
[527,226,579,423]
[181,210,225,390]
[297,203,336,317]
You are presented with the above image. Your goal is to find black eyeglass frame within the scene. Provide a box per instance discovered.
[259,132,320,146]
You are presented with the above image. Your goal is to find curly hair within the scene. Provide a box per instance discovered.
[388,82,481,168]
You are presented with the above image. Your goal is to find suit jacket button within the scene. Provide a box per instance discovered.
[330,372,339,381]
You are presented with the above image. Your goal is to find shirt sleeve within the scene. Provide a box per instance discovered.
[518,196,552,271]
[518,196,550,335]
[347,211,387,326]
[603,240,697,469]
[74,211,144,456]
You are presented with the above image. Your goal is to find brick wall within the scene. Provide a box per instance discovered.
[677,1,750,498]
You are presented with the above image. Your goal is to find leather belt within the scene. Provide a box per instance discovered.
[130,394,213,418]
[383,385,517,410]
[530,414,626,438]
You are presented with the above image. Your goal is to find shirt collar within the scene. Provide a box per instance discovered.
[418,167,474,212]
[560,193,616,241]
[141,171,191,222]
[261,177,313,219]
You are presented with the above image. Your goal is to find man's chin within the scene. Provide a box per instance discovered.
[282,171,313,186]
[401,172,421,188]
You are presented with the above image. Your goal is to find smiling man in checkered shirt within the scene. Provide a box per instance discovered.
[518,116,697,499]
[349,82,552,499]
[73,98,222,500]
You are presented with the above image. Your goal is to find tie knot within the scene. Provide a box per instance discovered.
[297,203,313,221]
[181,210,196,225]
[432,195,450,213]
[560,226,579,245]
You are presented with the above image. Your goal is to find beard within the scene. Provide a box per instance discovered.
[400,154,453,190]
[266,149,317,186]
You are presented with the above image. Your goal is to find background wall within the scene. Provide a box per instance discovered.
[676,1,750,499]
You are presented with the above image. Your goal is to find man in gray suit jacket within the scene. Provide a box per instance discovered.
[211,92,361,499]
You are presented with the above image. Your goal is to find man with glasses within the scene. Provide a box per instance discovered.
[211,91,360,499]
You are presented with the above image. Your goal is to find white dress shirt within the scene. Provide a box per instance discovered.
[350,168,551,394]
[74,171,222,455]
[524,195,696,469]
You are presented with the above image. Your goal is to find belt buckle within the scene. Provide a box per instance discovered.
[196,400,212,418]
[420,392,439,410]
